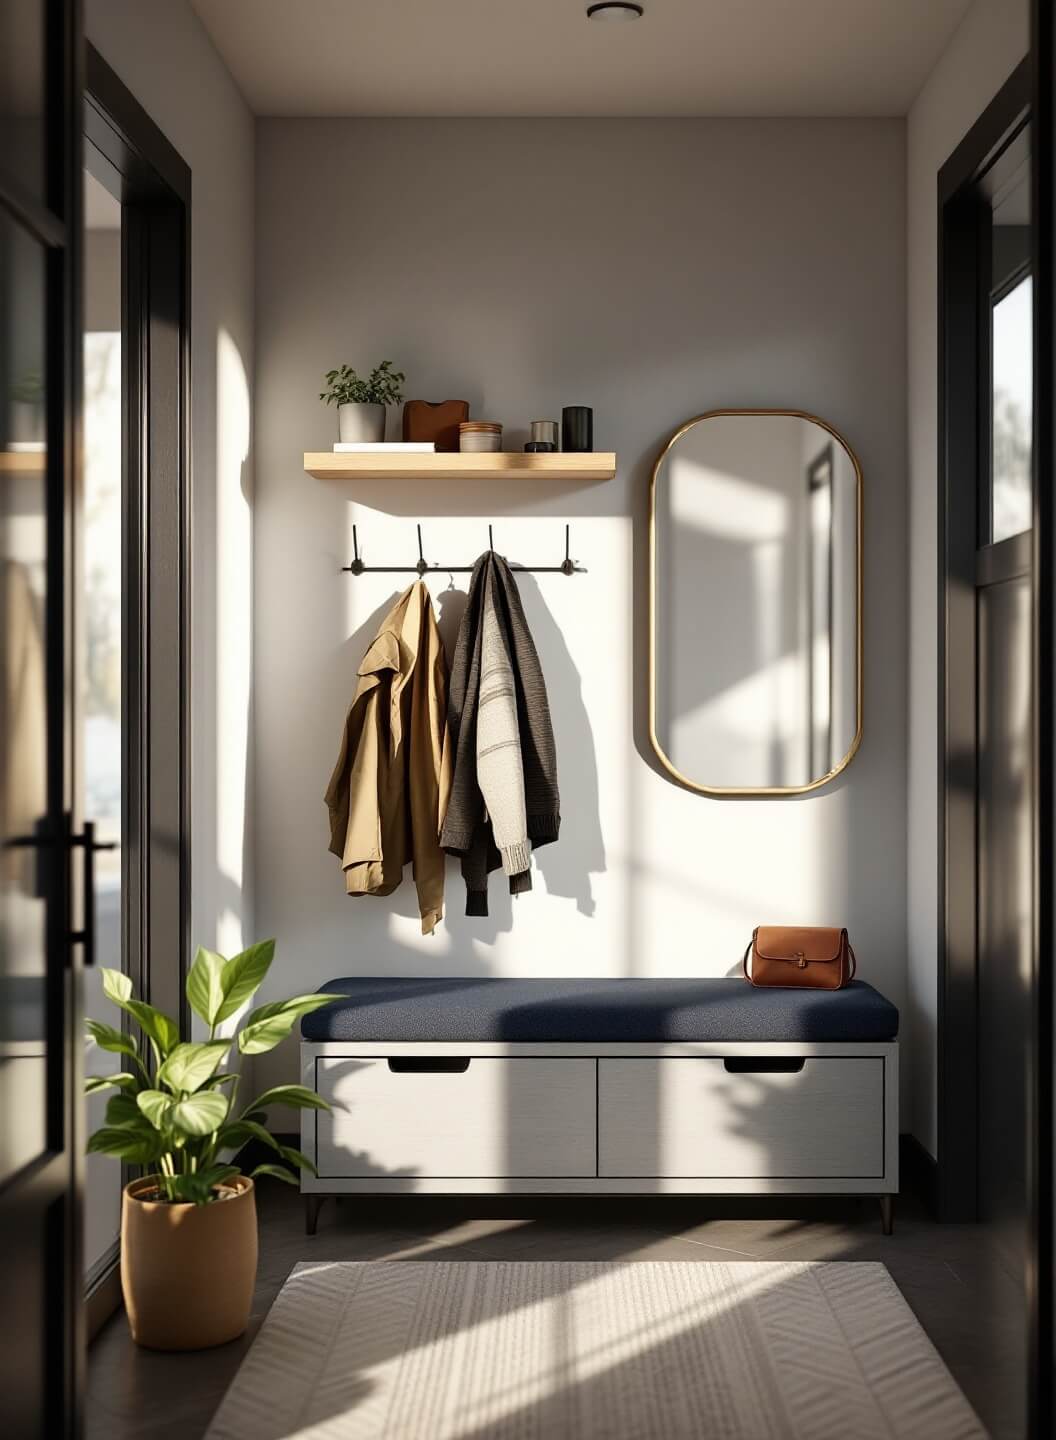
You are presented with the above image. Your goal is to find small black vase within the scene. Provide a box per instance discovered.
[561,406,593,453]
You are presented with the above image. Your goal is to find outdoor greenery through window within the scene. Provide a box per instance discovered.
[992,274,1033,545]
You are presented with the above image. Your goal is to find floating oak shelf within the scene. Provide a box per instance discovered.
[304,451,616,482]
[0,452,46,474]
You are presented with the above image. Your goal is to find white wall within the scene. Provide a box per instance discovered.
[906,0,1028,1159]
[253,118,908,1098]
[85,1,256,971]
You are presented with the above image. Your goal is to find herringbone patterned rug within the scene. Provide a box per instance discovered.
[205,1260,986,1439]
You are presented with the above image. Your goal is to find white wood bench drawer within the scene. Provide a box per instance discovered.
[314,1056,597,1179]
[598,1056,886,1179]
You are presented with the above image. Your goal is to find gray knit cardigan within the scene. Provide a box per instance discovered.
[439,552,560,915]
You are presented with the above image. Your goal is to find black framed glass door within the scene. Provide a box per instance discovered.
[0,0,83,1432]
[80,45,192,1334]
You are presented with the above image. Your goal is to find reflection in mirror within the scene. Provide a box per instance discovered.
[650,411,861,794]
[0,209,48,1184]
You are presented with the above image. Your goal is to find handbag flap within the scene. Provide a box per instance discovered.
[755,926,844,964]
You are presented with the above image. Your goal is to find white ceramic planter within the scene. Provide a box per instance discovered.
[337,402,385,444]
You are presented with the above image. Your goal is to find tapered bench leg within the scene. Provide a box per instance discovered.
[879,1195,894,1236]
[305,1194,327,1236]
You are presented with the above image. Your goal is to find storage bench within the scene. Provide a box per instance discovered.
[299,977,899,1233]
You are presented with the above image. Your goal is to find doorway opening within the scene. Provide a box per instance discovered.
[82,45,191,1332]
[937,53,1033,1435]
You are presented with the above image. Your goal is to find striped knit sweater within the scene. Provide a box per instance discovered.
[440,552,560,916]
[477,565,531,879]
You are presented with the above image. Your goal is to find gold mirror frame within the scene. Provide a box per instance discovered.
[648,408,864,797]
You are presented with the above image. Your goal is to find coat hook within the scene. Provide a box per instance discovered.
[349,523,365,576]
[561,523,574,576]
[416,522,428,576]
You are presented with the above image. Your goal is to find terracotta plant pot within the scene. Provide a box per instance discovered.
[121,1174,258,1350]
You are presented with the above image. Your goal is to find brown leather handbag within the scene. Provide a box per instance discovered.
[742,926,857,990]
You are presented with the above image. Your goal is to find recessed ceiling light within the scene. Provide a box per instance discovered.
[587,2,644,20]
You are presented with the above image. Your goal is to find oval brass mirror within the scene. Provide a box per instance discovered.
[649,409,862,796]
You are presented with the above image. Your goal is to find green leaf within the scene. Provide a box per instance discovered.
[157,1040,231,1095]
[236,1016,293,1055]
[219,1117,279,1150]
[105,1092,145,1128]
[87,1126,166,1165]
[100,968,132,1006]
[125,1000,180,1059]
[247,993,338,1025]
[237,994,338,1056]
[278,1143,317,1176]
[85,1019,137,1058]
[215,940,275,1023]
[165,1173,210,1206]
[169,1090,229,1138]
[205,1072,238,1089]
[186,947,227,1028]
[84,1072,137,1095]
[214,1120,267,1153]
[197,1164,240,1189]
[247,1084,332,1114]
[167,1165,241,1206]
[101,978,180,1061]
[137,1089,174,1131]
[249,1163,299,1187]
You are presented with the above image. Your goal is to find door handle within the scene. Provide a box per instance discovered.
[387,1058,471,1074]
[70,822,118,967]
[4,818,117,964]
[723,1058,806,1074]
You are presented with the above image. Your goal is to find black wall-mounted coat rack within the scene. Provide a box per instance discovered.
[343,524,584,577]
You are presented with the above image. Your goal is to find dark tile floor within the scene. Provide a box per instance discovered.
[87,1185,1025,1440]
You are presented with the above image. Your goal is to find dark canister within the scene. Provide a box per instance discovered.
[561,406,593,452]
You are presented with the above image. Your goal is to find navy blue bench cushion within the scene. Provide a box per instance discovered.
[301,978,899,1045]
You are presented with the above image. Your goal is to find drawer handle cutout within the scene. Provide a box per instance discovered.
[723,1058,805,1074]
[387,1058,471,1074]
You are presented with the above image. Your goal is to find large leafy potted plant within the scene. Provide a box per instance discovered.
[85,940,339,1351]
[320,358,405,443]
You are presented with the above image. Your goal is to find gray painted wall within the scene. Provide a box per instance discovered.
[252,117,908,1101]
[85,230,120,334]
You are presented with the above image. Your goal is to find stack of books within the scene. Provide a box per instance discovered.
[332,441,436,453]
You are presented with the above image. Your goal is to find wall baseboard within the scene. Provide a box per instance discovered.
[900,1132,938,1215]
[86,1261,123,1343]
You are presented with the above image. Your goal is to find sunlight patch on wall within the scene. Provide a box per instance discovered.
[216,328,252,960]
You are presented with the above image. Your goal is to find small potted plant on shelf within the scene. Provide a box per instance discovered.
[320,359,405,443]
[11,368,45,446]
[85,940,339,1351]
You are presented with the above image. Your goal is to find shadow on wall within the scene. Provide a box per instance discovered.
[512,569,605,918]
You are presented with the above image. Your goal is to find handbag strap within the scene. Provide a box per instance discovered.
[742,940,754,984]
[847,940,857,980]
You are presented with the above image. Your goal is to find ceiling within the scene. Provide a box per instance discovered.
[190,0,972,118]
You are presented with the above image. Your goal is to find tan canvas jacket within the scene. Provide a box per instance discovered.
[325,582,451,934]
